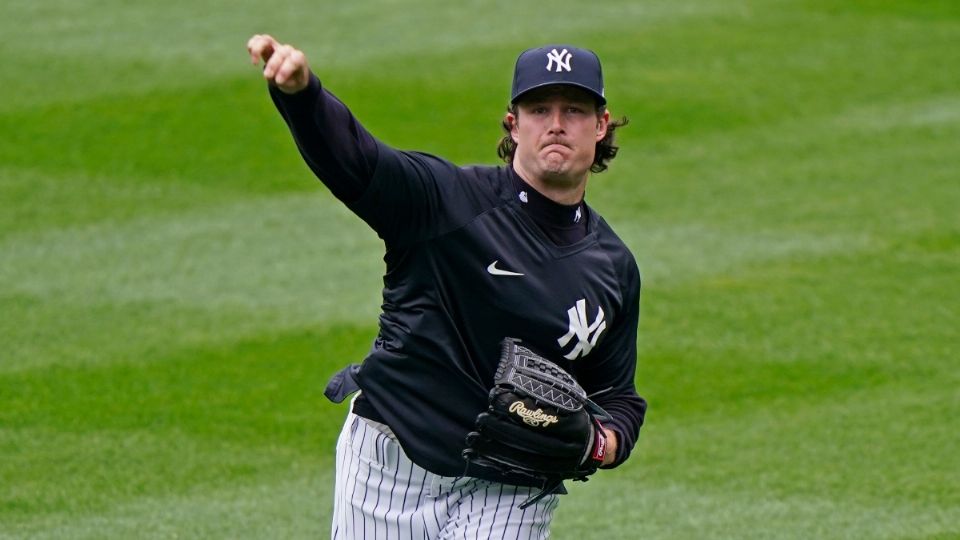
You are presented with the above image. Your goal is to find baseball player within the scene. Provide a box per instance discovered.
[246,35,647,539]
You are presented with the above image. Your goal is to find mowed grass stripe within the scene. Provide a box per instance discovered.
[1,192,381,310]
[594,5,960,140]
[0,77,307,198]
[0,0,726,112]
[0,327,367,518]
[556,474,960,540]
[600,92,960,231]
[0,167,234,240]
[553,378,960,538]
[1,464,333,540]
[639,241,959,370]
[0,427,323,517]
[0,192,383,372]
[637,382,960,501]
[0,296,353,374]
[1,327,367,445]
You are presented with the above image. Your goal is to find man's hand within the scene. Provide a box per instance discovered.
[246,34,310,94]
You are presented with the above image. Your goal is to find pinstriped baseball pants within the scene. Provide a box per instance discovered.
[332,410,560,539]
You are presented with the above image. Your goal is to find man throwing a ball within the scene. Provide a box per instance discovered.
[247,34,647,539]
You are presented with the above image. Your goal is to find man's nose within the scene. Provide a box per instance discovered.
[547,109,565,133]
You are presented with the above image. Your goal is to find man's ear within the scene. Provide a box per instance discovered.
[506,112,519,144]
[596,110,610,141]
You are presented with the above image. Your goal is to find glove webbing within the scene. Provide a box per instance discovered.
[496,339,585,412]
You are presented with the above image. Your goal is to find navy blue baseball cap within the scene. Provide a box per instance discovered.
[510,45,606,106]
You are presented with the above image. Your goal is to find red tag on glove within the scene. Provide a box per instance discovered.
[591,418,607,463]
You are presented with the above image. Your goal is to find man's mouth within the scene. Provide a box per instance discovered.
[541,141,569,151]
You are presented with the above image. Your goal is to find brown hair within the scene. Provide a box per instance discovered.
[496,104,629,174]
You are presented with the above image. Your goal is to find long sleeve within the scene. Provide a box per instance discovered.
[268,74,380,203]
[589,299,647,468]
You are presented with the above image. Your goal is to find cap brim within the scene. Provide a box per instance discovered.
[511,81,606,106]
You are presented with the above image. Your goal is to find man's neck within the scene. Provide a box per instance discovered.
[512,162,587,205]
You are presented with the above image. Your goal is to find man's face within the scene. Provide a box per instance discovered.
[507,85,610,190]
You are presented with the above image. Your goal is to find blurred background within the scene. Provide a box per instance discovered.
[1,1,957,538]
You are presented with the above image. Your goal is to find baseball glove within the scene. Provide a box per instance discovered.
[463,337,610,508]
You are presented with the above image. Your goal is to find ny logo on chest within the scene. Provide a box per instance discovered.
[557,298,606,360]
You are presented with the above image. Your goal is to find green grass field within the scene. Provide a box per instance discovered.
[2,0,958,538]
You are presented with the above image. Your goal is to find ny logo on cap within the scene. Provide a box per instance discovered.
[545,48,572,73]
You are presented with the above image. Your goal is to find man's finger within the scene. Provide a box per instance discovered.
[262,45,290,80]
[246,34,278,65]
[246,35,263,64]
[275,51,305,86]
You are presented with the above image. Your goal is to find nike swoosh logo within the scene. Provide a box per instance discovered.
[486,260,524,277]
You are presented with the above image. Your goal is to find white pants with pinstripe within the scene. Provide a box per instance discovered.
[333,410,560,539]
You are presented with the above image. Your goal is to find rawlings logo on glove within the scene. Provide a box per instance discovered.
[509,401,559,427]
